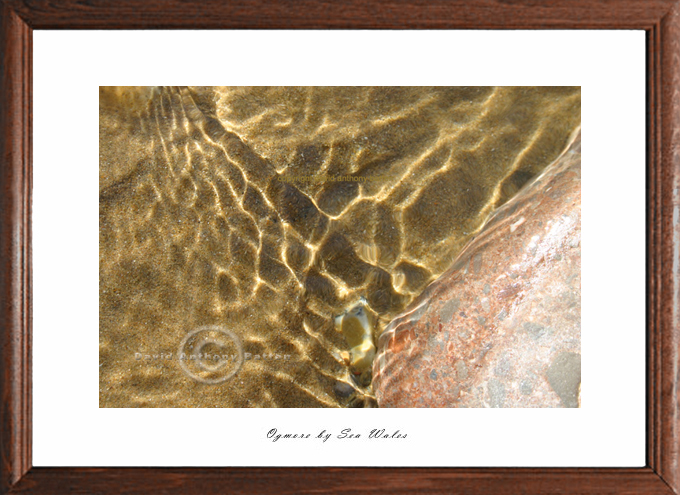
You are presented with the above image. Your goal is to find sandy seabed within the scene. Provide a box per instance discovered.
[99,86,581,408]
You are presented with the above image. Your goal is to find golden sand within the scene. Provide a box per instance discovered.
[99,86,580,407]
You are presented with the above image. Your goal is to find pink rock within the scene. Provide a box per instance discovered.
[373,130,581,408]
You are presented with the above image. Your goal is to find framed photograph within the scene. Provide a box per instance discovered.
[1,1,678,494]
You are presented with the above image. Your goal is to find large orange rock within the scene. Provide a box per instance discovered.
[373,130,581,407]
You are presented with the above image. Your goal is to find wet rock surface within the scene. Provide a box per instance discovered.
[373,130,581,408]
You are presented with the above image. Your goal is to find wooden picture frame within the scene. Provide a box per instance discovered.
[1,1,678,493]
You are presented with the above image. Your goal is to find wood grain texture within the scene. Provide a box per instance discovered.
[659,1,680,491]
[1,0,676,29]
[0,0,679,494]
[0,467,674,495]
[0,2,31,493]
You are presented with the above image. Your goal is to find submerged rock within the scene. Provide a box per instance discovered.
[373,130,581,408]
[335,297,376,387]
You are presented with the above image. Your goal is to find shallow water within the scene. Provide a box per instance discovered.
[99,86,580,407]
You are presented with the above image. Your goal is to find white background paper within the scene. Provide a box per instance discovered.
[33,30,645,467]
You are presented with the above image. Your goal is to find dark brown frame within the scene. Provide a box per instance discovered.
[0,1,678,494]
